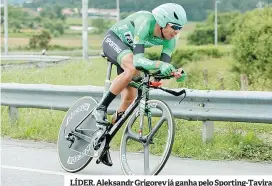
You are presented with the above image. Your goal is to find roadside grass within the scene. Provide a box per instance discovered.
[170,56,271,91]
[173,120,272,162]
[1,106,271,162]
[1,58,113,85]
[171,56,240,90]
[1,56,272,162]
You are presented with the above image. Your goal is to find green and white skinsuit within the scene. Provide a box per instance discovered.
[106,10,177,71]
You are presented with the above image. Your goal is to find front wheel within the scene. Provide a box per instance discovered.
[120,99,175,175]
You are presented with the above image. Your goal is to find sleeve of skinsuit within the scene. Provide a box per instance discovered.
[160,38,176,63]
[133,17,161,71]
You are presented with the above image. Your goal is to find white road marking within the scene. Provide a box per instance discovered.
[1,165,84,176]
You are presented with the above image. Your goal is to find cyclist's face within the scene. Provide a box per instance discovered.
[162,23,181,40]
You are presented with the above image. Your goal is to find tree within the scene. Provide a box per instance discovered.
[3,6,35,30]
[232,7,272,88]
[29,30,51,49]
[23,0,272,21]
[187,11,241,45]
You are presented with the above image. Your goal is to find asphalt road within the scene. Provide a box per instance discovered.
[1,137,271,186]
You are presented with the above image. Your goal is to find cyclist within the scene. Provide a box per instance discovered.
[94,3,187,166]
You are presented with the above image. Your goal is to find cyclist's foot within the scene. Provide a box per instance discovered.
[100,149,113,167]
[94,106,110,127]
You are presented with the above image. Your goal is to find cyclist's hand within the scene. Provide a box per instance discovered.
[171,68,187,82]
[159,62,175,76]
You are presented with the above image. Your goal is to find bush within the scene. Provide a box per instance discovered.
[187,25,214,45]
[231,7,272,88]
[145,45,228,67]
[187,12,241,45]
[29,30,51,49]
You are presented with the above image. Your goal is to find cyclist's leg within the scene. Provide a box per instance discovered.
[95,31,138,166]
[110,53,139,94]
[95,30,138,126]
[121,86,137,110]
[109,53,140,124]
[112,67,138,124]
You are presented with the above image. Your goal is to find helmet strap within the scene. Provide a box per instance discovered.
[160,27,165,39]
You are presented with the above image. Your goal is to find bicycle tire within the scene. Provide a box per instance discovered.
[120,99,175,175]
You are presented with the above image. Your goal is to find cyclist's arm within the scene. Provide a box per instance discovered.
[160,38,176,63]
[133,18,161,71]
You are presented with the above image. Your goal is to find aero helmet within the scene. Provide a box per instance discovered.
[152,3,187,28]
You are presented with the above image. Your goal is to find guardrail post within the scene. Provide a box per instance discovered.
[203,68,208,88]
[202,121,214,142]
[240,74,248,91]
[9,106,18,123]
[218,72,224,90]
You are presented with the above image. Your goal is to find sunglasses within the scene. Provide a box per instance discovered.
[168,23,183,31]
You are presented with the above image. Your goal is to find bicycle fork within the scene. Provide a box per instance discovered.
[138,81,153,143]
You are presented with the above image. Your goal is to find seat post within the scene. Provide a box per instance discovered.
[104,61,112,95]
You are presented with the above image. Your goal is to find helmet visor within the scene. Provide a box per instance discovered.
[168,23,183,31]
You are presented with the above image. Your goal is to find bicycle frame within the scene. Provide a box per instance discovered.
[108,73,151,142]
[68,60,186,147]
[68,61,151,145]
[59,55,187,174]
[104,61,155,141]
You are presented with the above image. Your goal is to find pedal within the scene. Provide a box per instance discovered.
[95,146,110,165]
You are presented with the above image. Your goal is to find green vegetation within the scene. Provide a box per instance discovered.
[146,45,230,67]
[1,5,272,162]
[29,30,51,49]
[1,59,272,162]
[20,0,272,21]
[1,59,112,85]
[187,12,241,45]
[232,7,272,89]
[0,5,67,36]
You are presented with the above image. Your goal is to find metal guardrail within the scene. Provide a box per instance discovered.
[2,50,102,56]
[1,83,272,142]
[0,55,70,62]
[1,54,73,70]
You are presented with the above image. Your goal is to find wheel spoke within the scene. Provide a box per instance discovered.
[124,132,142,143]
[120,100,175,175]
[149,117,165,140]
[144,144,150,175]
